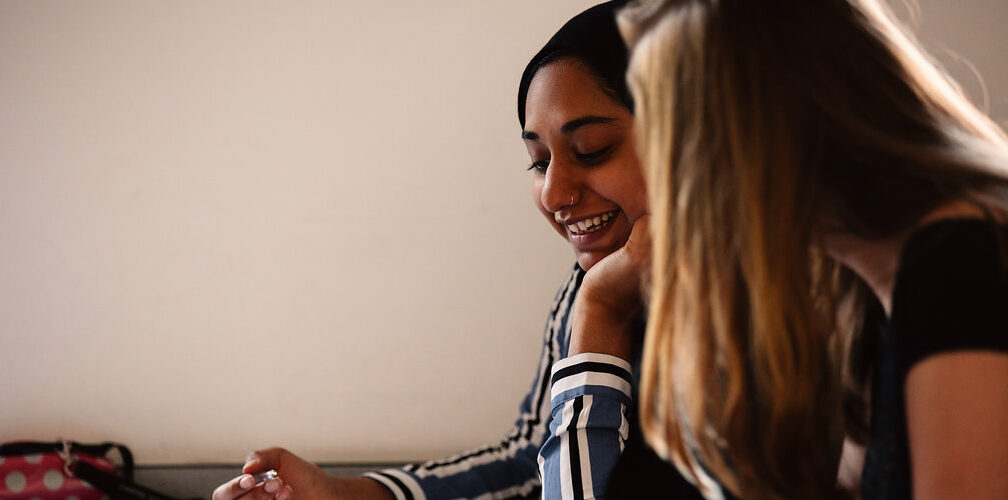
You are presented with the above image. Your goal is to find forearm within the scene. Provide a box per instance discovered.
[567,273,641,362]
[366,453,542,500]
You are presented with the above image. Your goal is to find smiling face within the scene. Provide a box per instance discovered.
[522,58,647,271]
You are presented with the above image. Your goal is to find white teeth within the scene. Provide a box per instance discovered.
[566,210,619,235]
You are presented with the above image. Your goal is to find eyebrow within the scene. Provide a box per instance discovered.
[521,115,618,141]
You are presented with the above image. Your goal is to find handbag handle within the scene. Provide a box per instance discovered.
[70,460,183,500]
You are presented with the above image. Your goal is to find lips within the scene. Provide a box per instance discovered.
[563,209,620,235]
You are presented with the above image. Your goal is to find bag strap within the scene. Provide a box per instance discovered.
[70,460,184,500]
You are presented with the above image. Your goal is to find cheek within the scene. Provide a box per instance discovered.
[600,163,648,220]
[626,174,649,219]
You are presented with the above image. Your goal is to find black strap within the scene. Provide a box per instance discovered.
[71,460,181,500]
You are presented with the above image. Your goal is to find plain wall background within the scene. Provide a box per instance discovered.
[1,1,1006,465]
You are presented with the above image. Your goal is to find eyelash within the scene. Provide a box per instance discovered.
[576,145,614,165]
[527,160,549,173]
[527,145,614,174]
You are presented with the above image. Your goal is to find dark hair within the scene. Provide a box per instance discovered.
[517,1,633,129]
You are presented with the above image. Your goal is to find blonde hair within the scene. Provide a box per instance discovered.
[618,0,1008,498]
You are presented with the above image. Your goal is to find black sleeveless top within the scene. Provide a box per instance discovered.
[861,219,1008,499]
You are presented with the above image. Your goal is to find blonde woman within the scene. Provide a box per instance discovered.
[542,0,1008,499]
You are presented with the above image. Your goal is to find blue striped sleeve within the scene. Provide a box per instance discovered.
[538,353,632,500]
[364,265,585,500]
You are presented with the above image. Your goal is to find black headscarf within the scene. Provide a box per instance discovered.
[517,0,633,129]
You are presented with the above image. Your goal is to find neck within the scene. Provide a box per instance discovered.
[824,201,987,316]
[825,233,903,316]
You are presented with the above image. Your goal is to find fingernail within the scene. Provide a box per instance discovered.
[239,475,254,489]
[264,479,279,493]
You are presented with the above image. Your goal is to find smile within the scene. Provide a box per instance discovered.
[565,210,619,235]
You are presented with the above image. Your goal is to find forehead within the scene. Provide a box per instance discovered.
[523,60,629,132]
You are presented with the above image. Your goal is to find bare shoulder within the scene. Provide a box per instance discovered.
[905,351,1008,500]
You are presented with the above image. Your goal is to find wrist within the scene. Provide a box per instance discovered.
[363,477,397,500]
[334,477,396,500]
[569,294,636,361]
[575,281,640,324]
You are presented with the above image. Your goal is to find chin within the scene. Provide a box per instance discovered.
[576,252,607,271]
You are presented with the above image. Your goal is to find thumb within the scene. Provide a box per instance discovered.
[625,214,652,256]
[242,448,285,474]
[629,214,650,240]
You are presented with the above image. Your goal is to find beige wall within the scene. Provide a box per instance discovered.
[1,1,1006,465]
[912,0,1008,127]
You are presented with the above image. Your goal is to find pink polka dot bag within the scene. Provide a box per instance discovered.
[0,441,130,500]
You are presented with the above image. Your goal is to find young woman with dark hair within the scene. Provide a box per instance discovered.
[213,3,707,499]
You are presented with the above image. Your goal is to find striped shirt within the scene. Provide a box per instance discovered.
[365,264,586,500]
[536,352,727,500]
[537,353,632,500]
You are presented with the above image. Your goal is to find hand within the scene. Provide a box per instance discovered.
[212,448,395,500]
[569,215,651,361]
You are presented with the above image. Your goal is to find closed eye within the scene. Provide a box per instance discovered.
[575,145,614,165]
[527,159,549,173]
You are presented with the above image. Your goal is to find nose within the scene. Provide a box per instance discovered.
[540,160,580,213]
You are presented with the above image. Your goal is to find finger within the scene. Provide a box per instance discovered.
[239,478,285,500]
[262,477,284,495]
[630,214,650,240]
[628,216,654,301]
[624,216,652,259]
[212,474,256,500]
[275,485,294,500]
[243,448,286,474]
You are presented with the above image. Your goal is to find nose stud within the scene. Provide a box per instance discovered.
[569,194,576,207]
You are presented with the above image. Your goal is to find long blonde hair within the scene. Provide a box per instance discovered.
[618,0,1008,498]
